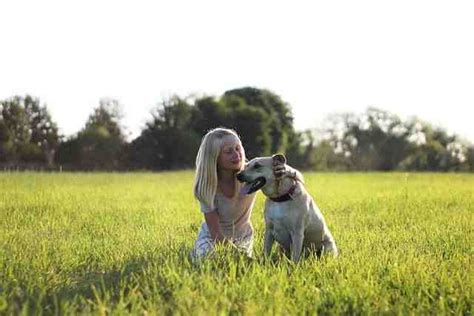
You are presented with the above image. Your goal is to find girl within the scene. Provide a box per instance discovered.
[191,127,295,260]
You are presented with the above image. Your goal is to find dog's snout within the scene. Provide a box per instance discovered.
[236,173,245,182]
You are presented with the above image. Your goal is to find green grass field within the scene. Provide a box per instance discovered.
[0,172,472,315]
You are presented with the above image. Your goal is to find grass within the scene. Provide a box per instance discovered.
[0,171,472,315]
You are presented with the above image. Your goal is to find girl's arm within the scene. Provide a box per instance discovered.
[273,164,305,184]
[204,211,226,242]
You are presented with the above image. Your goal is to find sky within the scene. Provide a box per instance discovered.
[1,0,473,142]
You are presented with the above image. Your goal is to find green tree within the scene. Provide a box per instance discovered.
[316,108,470,171]
[226,104,272,159]
[467,146,474,172]
[223,87,294,153]
[55,136,80,169]
[283,130,312,169]
[192,96,229,134]
[320,108,416,170]
[191,93,274,159]
[24,95,60,165]
[0,95,59,165]
[56,98,126,170]
[130,97,200,170]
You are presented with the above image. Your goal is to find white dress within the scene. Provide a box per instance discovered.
[191,186,256,260]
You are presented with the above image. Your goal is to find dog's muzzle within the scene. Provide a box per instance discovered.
[237,174,267,195]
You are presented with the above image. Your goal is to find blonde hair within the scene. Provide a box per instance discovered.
[194,127,244,211]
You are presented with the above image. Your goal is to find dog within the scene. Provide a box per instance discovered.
[237,154,338,262]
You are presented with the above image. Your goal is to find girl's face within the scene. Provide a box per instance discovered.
[217,135,244,172]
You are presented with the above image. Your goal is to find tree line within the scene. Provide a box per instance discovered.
[1,87,473,171]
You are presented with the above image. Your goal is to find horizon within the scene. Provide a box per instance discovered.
[1,0,473,142]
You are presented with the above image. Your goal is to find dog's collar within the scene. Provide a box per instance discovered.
[269,181,298,202]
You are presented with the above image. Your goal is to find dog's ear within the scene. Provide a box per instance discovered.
[272,154,287,165]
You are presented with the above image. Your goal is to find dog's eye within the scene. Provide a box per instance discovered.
[253,163,261,169]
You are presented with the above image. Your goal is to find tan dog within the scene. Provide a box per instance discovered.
[237,154,338,262]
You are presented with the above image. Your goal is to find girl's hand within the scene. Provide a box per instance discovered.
[216,237,236,247]
[272,162,297,180]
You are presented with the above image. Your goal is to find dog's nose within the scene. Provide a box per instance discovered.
[236,173,244,182]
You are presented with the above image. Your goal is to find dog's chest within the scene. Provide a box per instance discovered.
[265,202,298,231]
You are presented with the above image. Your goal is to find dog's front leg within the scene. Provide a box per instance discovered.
[263,226,274,257]
[322,230,338,256]
[290,228,304,262]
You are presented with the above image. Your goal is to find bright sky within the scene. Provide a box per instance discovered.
[1,0,473,142]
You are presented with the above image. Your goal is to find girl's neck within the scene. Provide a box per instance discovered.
[217,169,236,183]
[217,169,237,198]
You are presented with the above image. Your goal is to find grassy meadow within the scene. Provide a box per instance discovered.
[0,171,473,315]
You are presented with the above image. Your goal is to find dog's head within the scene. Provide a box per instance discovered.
[236,154,287,195]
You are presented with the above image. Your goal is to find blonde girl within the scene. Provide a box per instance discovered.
[191,128,255,259]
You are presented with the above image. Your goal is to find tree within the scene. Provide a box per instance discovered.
[24,95,60,166]
[318,108,418,170]
[467,146,474,172]
[130,97,201,170]
[55,136,80,169]
[223,87,295,153]
[0,95,59,166]
[191,93,274,159]
[226,104,272,159]
[0,98,33,163]
[282,130,311,169]
[56,98,127,170]
[192,96,229,134]
[313,108,471,171]
[398,123,471,171]
[130,89,289,170]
